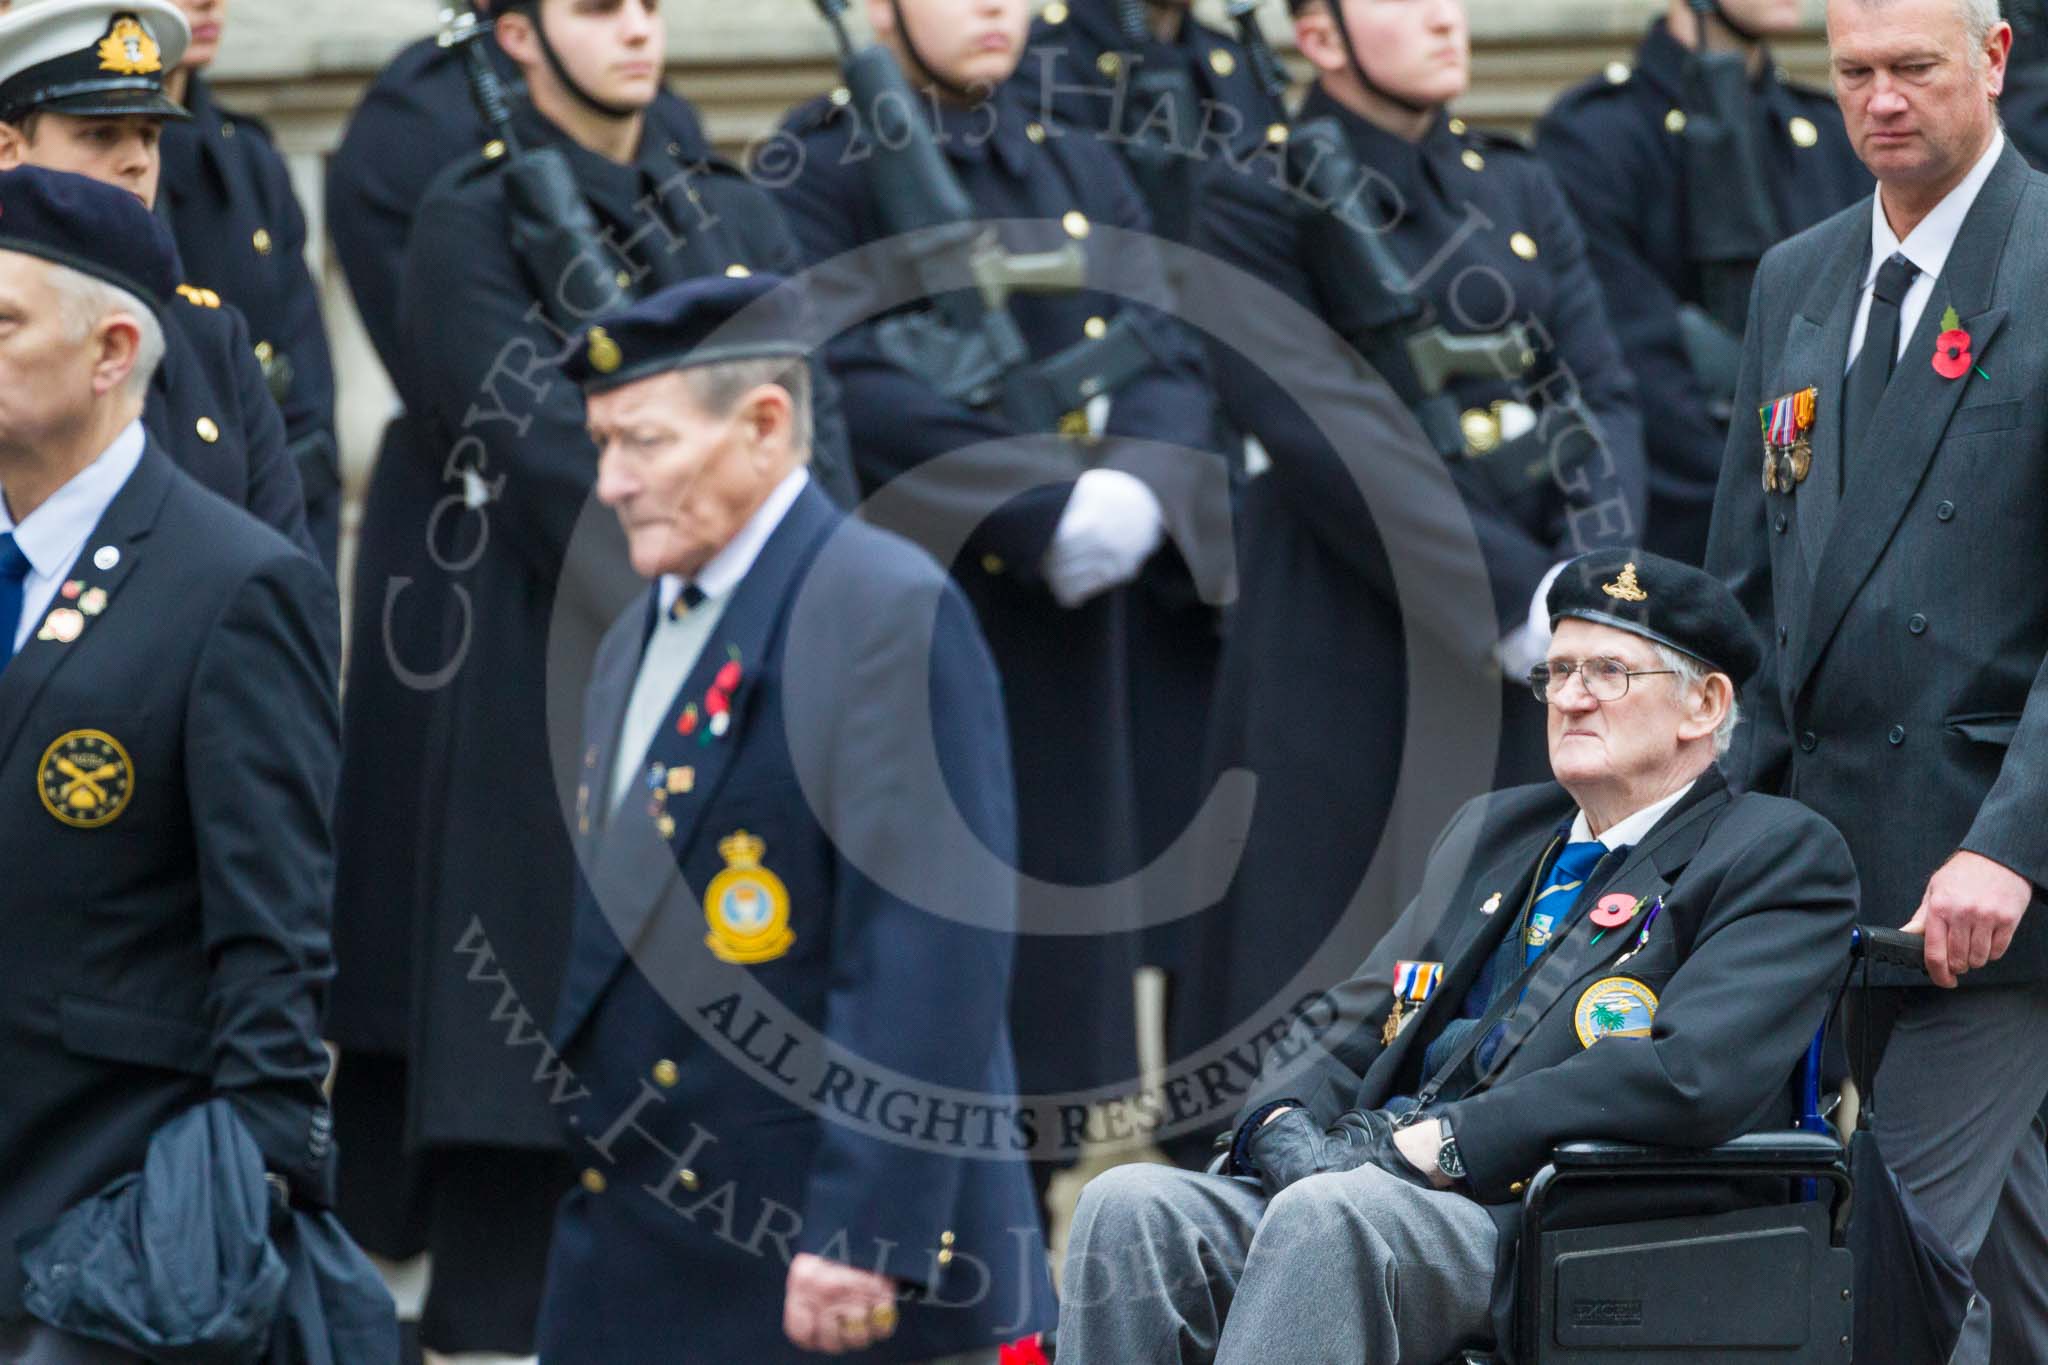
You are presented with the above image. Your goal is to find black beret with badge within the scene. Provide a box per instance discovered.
[563,271,813,394]
[0,0,191,124]
[0,162,177,307]
[1547,547,1762,686]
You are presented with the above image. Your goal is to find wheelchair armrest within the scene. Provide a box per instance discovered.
[1548,1130,1843,1171]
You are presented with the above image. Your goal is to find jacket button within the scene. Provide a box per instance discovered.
[652,1059,679,1087]
[1799,731,1818,752]
[1908,614,1927,635]
[196,416,220,444]
[940,1230,956,1246]
[936,1248,955,1266]
[1936,500,1956,521]
[1774,513,1788,534]
[679,1168,700,1191]
[1888,725,1906,746]
[980,553,1004,575]
[1510,1180,1526,1195]
[581,1168,608,1194]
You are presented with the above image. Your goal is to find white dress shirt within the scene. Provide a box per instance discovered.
[1846,130,2004,370]
[1570,777,1697,850]
[608,468,810,814]
[0,420,145,653]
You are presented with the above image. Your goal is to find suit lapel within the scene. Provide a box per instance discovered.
[1786,230,1864,578]
[0,448,171,767]
[1793,145,2025,696]
[1475,776,1730,1082]
[557,484,838,1049]
[575,596,655,850]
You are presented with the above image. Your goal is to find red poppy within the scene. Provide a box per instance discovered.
[705,689,731,717]
[1932,328,1973,380]
[677,705,699,736]
[714,659,742,694]
[1000,1338,1051,1365]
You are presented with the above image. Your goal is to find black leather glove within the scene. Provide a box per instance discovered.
[1242,1106,1398,1199]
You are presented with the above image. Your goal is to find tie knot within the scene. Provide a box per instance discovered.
[1873,252,1920,306]
[0,533,28,586]
[1555,839,1608,880]
[667,583,707,621]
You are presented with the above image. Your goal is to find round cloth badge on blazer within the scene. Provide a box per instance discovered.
[38,729,133,828]
[703,829,794,964]
[1573,976,1659,1047]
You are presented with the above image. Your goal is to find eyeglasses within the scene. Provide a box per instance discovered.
[1528,657,1676,704]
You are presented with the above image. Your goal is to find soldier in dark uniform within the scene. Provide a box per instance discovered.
[1172,0,1645,1150]
[318,3,736,1311]
[1535,0,1869,564]
[339,1,855,1357]
[157,0,341,573]
[769,0,1226,1207]
[1024,2,1283,1169]
[0,0,314,566]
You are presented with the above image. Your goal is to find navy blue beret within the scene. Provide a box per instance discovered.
[1547,548,1762,685]
[0,164,176,308]
[564,272,812,394]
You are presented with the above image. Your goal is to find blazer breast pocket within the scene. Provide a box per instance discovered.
[1947,400,2024,439]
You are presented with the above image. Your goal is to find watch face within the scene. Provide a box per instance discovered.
[1437,1138,1465,1179]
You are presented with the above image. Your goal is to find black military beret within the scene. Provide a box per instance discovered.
[564,272,812,395]
[0,164,176,307]
[1547,548,1762,685]
[0,1,191,124]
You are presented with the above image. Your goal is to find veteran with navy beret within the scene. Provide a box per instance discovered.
[1060,549,1857,1364]
[538,274,1052,1364]
[0,165,339,1363]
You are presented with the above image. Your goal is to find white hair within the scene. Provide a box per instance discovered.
[1652,642,1741,760]
[44,259,164,403]
[1833,0,2002,62]
[677,356,813,460]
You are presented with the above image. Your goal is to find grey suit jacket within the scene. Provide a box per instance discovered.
[1706,140,2048,982]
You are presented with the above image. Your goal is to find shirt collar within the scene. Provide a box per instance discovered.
[657,466,809,614]
[1569,777,1697,850]
[1867,128,2004,287]
[0,420,146,580]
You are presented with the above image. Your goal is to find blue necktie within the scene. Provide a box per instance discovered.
[0,532,29,668]
[1523,838,1608,966]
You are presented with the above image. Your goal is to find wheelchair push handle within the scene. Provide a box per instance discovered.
[1852,925,1931,973]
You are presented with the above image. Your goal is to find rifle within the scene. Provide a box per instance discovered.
[1225,0,1294,125]
[1109,0,1205,241]
[811,0,1161,432]
[1675,0,1784,417]
[1283,117,1536,465]
[439,6,618,330]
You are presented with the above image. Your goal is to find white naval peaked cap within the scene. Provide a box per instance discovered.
[0,0,189,123]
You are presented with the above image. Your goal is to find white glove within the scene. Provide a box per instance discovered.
[1494,560,1571,681]
[1041,468,1166,609]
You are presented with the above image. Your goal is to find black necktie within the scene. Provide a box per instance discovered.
[0,532,28,670]
[1842,252,1921,484]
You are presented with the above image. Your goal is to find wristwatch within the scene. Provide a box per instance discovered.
[1435,1122,1465,1182]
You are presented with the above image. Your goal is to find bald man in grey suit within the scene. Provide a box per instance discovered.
[1707,0,2048,1357]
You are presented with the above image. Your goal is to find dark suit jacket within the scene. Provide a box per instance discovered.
[0,443,339,1321]
[1706,140,2048,983]
[1238,771,1857,1207]
[539,481,1053,1363]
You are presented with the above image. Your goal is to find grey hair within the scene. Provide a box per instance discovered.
[1652,642,1741,759]
[677,356,813,460]
[1832,0,2002,60]
[45,260,164,402]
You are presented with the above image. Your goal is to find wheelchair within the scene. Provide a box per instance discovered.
[1454,925,1927,1364]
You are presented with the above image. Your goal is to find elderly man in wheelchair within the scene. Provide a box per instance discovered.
[1058,549,1862,1364]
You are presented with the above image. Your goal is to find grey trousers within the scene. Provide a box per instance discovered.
[1058,1161,1497,1365]
[1862,985,2048,1365]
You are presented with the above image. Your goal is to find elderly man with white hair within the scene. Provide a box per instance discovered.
[0,165,339,1364]
[1058,548,1859,1364]
[1708,0,2048,1354]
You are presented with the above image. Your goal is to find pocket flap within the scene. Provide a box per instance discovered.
[1945,712,2022,746]
[59,995,210,1076]
[1949,401,2023,437]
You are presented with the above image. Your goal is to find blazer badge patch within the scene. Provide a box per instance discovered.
[704,829,793,964]
[1573,975,1658,1047]
[1759,386,1817,493]
[39,729,133,828]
